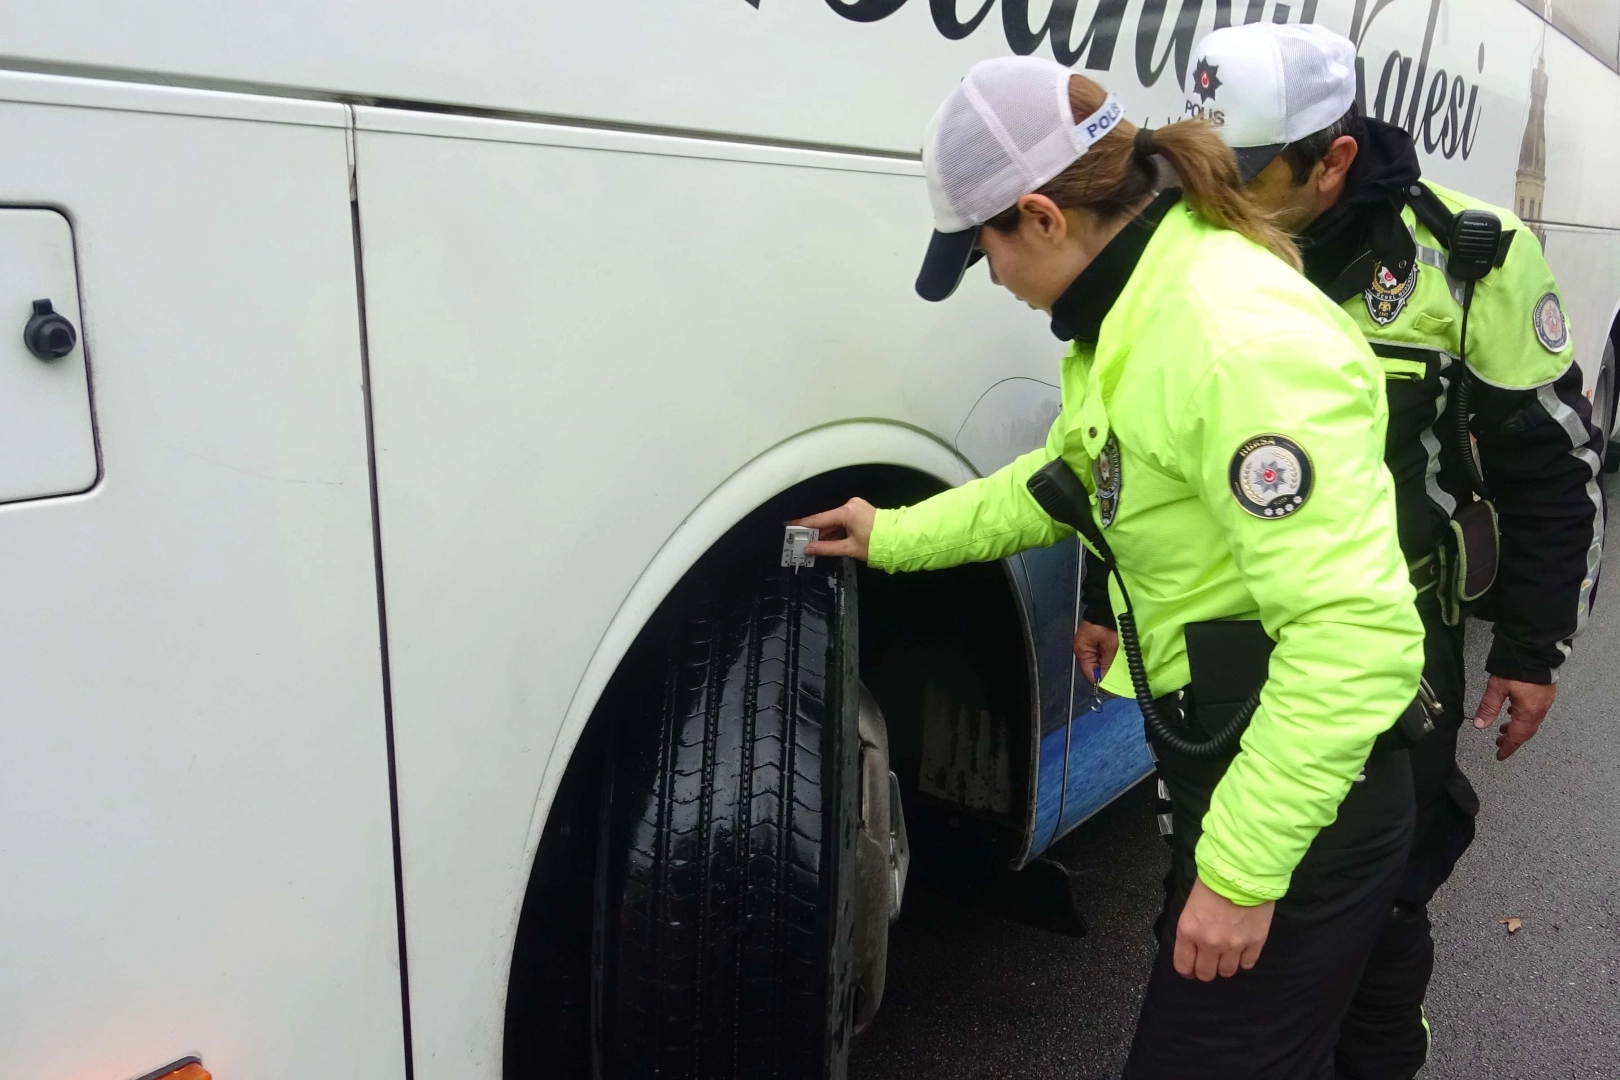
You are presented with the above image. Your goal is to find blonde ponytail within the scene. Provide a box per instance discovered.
[1147,119,1302,270]
[985,73,1301,272]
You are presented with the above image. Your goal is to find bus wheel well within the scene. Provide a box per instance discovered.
[1599,318,1619,469]
[501,464,1033,1077]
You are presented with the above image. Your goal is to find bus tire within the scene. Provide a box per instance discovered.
[1597,334,1620,473]
[596,556,864,1080]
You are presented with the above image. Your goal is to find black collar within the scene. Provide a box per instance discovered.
[1300,118,1421,304]
[1050,189,1181,344]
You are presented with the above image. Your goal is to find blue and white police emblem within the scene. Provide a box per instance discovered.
[1093,435,1123,527]
[1533,292,1569,351]
[1364,260,1416,326]
[1230,434,1313,519]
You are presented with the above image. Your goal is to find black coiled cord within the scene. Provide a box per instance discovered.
[1112,568,1260,760]
[1026,458,1262,759]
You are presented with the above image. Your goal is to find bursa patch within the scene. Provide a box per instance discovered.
[1230,434,1313,520]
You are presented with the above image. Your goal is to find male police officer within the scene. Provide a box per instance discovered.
[1166,22,1606,1079]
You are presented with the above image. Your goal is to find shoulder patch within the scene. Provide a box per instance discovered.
[1364,261,1417,326]
[1533,292,1569,352]
[1229,435,1313,520]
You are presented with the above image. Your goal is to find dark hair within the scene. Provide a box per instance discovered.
[984,73,1300,270]
[1277,104,1360,185]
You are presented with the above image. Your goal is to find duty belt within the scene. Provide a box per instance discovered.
[1149,677,1440,757]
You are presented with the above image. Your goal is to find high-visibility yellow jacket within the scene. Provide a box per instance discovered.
[868,199,1425,905]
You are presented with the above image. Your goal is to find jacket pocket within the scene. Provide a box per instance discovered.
[1412,312,1455,342]
[1379,356,1427,381]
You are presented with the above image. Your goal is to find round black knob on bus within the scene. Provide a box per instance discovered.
[24,298,77,361]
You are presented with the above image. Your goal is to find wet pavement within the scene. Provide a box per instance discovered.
[850,475,1620,1080]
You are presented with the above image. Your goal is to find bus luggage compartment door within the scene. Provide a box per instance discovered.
[0,207,96,503]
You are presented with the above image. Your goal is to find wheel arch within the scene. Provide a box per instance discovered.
[1607,304,1620,433]
[500,420,1046,1076]
[1592,304,1620,449]
[523,421,979,870]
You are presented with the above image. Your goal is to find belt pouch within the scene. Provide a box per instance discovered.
[1183,620,1273,740]
[1437,498,1499,626]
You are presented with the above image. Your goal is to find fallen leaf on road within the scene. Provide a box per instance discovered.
[1502,917,1523,934]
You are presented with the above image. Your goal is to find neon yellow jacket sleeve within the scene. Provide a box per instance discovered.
[867,417,1072,573]
[1176,330,1426,906]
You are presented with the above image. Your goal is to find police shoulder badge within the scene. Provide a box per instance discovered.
[1229,434,1313,520]
[1364,260,1417,326]
[1093,434,1123,527]
[1533,291,1569,351]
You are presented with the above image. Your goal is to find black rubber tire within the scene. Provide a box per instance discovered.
[1598,335,1620,474]
[596,556,859,1080]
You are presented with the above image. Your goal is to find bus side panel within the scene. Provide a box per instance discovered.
[351,110,1061,1075]
[1537,26,1620,234]
[0,82,404,1077]
[1534,29,1620,386]
[3,0,1605,176]
[1544,226,1620,389]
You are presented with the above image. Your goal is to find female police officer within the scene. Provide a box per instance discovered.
[794,57,1426,1076]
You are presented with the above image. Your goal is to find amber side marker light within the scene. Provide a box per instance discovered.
[131,1057,210,1080]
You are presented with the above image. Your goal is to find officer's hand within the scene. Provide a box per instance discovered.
[791,499,877,562]
[1471,675,1556,761]
[1174,877,1274,982]
[1073,622,1119,685]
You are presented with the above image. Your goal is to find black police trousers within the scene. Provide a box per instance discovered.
[1122,706,1415,1079]
[1334,598,1478,1079]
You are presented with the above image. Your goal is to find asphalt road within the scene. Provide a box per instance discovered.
[850,473,1620,1080]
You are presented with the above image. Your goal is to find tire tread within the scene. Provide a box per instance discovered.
[601,561,843,1080]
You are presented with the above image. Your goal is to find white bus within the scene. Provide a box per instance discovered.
[2,1,1614,1078]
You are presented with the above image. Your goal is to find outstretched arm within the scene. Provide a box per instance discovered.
[797,416,1077,575]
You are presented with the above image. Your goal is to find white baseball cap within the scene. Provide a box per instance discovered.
[1184,23,1358,181]
[917,56,1126,302]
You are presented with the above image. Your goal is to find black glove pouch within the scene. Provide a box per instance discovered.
[1437,498,1499,626]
